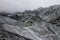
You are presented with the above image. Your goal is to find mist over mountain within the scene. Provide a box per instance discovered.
[0,5,60,40]
[0,0,60,12]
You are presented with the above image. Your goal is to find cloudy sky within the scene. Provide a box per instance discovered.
[0,0,60,12]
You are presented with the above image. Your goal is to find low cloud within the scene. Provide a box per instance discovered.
[0,0,60,12]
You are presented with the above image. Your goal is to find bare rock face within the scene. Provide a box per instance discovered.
[0,5,60,40]
[0,16,32,40]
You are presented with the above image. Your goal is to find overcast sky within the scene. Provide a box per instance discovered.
[0,0,60,12]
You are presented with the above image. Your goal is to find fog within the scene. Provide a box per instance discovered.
[0,0,60,12]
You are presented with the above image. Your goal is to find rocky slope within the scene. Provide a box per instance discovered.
[0,5,60,40]
[0,16,32,40]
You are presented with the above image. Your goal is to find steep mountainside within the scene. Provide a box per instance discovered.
[0,5,60,40]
